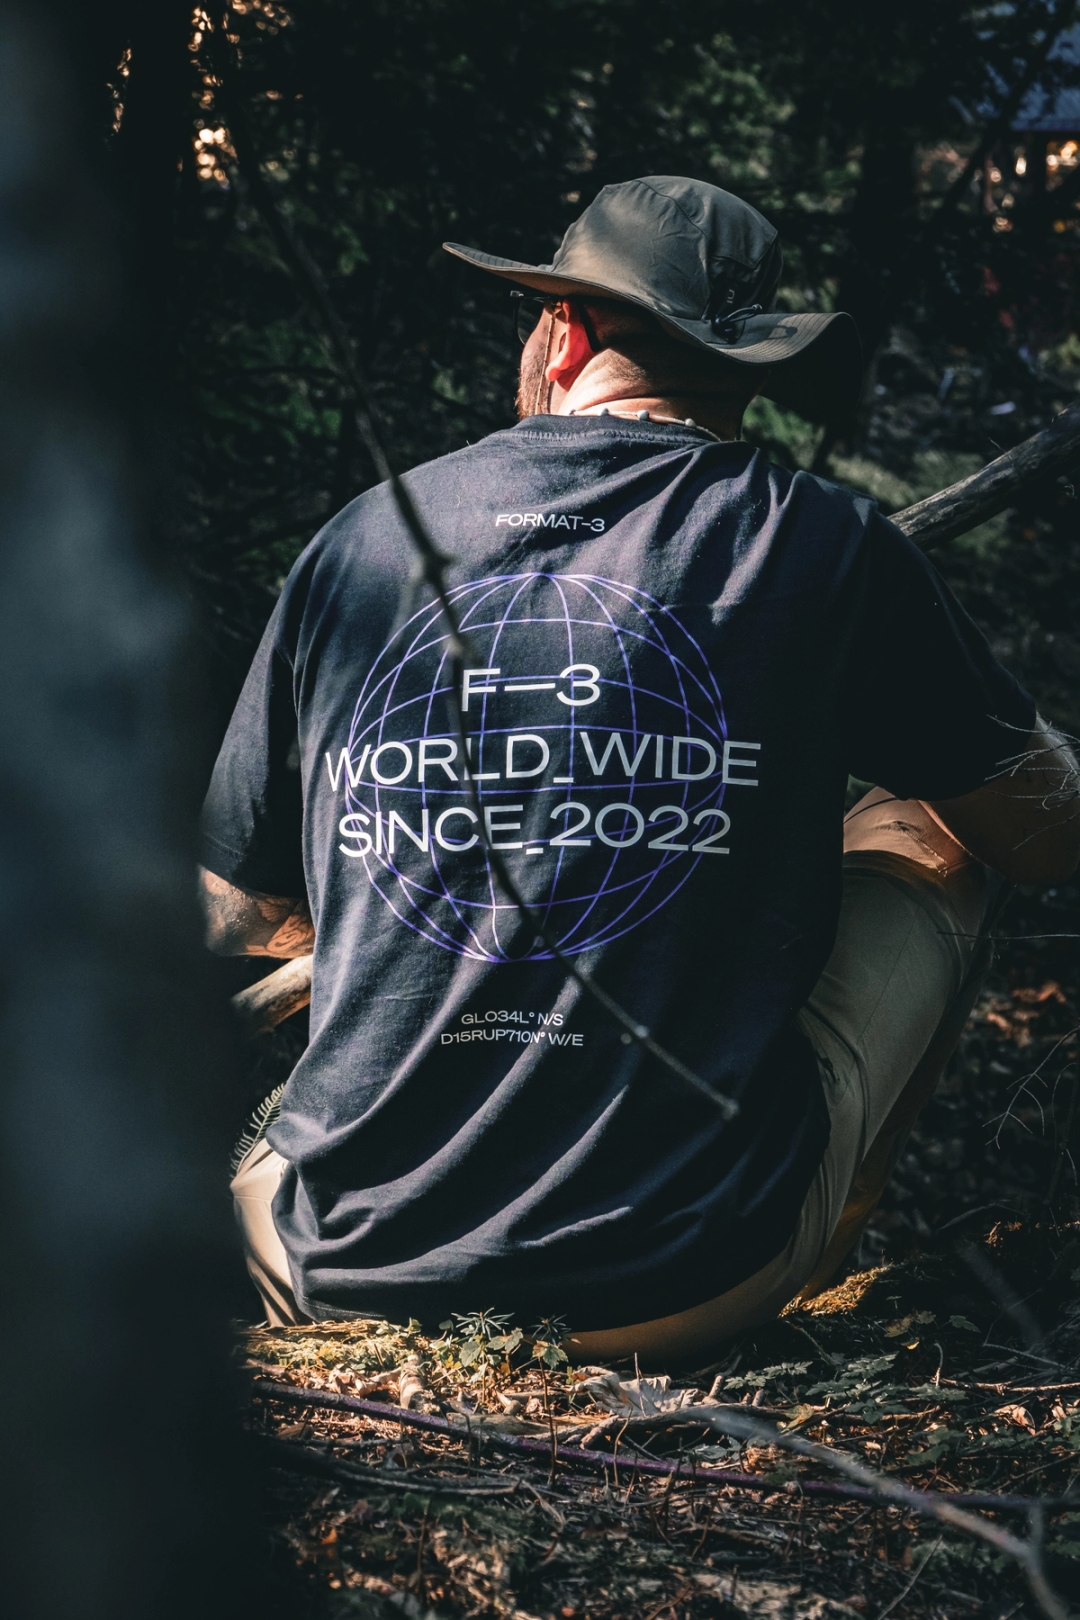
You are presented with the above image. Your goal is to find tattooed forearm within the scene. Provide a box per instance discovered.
[199,867,315,957]
[928,719,1080,885]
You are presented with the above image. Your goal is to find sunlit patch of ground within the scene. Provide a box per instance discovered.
[246,881,1080,1617]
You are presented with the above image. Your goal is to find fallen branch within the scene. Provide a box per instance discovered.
[249,1377,1080,1515]
[259,1434,520,1497]
[579,1402,786,1449]
[893,401,1080,552]
[252,1379,1077,1609]
[231,954,312,1035]
[696,1406,1069,1620]
[958,1381,1080,1395]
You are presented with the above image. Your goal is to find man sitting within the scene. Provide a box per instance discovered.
[201,176,1079,1358]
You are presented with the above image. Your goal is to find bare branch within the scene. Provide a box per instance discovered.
[231,954,313,1035]
[894,401,1080,551]
[250,1377,1080,1507]
[649,1405,1071,1620]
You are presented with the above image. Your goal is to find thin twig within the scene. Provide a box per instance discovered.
[874,1536,942,1620]
[957,1381,1080,1395]
[580,1404,786,1449]
[959,1242,1050,1354]
[259,1435,520,1497]
[983,1343,1062,1367]
[692,1406,1069,1620]
[260,1377,1072,1615]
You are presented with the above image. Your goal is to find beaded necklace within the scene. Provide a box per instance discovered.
[569,405,725,443]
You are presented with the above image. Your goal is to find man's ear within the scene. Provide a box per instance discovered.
[545,302,597,386]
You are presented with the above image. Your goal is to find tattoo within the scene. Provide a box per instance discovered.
[199,867,315,957]
[1007,724,1080,806]
[930,719,1080,884]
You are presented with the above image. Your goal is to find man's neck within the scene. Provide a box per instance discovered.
[550,378,745,442]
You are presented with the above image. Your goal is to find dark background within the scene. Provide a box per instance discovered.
[94,4,1079,718]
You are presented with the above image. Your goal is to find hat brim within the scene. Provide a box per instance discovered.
[443,242,862,425]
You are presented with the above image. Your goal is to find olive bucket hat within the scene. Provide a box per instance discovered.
[444,176,862,423]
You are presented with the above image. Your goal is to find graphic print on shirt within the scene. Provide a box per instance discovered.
[325,572,761,962]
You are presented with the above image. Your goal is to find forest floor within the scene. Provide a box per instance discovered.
[242,880,1080,1620]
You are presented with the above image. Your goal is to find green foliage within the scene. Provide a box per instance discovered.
[447,1309,524,1372]
[742,397,820,470]
[528,1316,570,1371]
[721,1360,810,1394]
[427,1308,570,1388]
[100,0,1078,736]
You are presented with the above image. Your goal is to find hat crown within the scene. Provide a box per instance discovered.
[550,176,782,323]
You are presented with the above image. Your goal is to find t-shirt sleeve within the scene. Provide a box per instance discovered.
[839,513,1036,800]
[199,594,306,896]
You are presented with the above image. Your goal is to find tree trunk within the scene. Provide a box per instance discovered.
[0,8,261,1617]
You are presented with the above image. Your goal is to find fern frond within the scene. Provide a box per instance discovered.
[230,1083,287,1175]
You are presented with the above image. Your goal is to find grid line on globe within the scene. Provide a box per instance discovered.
[336,573,730,962]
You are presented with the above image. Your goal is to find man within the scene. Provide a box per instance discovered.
[202,177,1079,1356]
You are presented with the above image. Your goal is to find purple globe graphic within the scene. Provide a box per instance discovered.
[335,573,730,961]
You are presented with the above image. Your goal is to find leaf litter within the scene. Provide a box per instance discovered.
[244,885,1080,1617]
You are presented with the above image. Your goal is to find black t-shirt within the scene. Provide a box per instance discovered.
[202,416,1034,1330]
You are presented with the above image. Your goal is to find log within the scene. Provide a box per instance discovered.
[231,954,312,1035]
[893,399,1080,551]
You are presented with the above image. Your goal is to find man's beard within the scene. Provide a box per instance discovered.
[515,346,547,419]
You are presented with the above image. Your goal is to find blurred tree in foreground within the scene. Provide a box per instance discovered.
[100,0,1080,734]
[0,2,261,1615]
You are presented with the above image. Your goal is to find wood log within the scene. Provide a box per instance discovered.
[231,954,312,1035]
[894,399,1080,550]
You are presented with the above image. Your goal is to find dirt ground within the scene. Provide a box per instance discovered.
[238,873,1080,1620]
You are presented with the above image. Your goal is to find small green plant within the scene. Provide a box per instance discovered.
[433,1309,525,1402]
[526,1317,570,1482]
[451,1309,524,1371]
[528,1316,569,1372]
[427,1310,573,1409]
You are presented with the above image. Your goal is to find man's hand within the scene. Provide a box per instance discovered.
[199,867,314,957]
[928,720,1080,885]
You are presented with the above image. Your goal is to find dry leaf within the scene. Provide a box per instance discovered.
[577,1370,707,1418]
[994,1403,1035,1431]
[781,1403,817,1431]
[398,1358,434,1410]
[744,1442,784,1471]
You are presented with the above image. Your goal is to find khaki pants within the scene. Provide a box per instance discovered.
[232,790,1000,1349]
